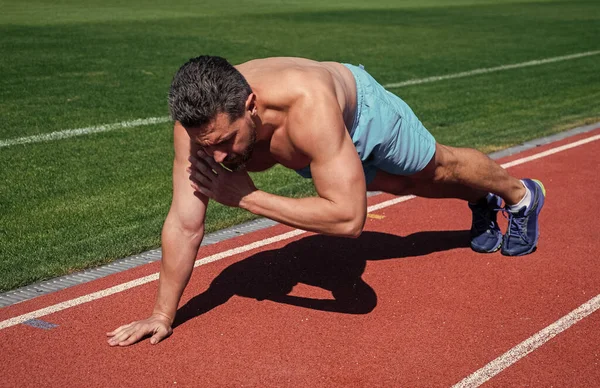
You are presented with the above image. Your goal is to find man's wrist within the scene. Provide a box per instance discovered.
[239,189,262,212]
[152,310,174,324]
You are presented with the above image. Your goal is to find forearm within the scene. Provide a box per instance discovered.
[152,221,204,323]
[240,190,364,237]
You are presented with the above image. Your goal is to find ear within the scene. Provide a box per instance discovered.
[245,93,257,115]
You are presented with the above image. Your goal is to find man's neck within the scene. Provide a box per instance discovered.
[254,104,283,144]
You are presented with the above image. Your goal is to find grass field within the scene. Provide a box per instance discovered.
[1,0,599,291]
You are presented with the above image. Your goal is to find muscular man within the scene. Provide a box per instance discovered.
[107,56,545,346]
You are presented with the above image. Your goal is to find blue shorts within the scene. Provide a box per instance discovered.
[296,63,436,184]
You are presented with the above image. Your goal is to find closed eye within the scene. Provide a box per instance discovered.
[216,133,235,146]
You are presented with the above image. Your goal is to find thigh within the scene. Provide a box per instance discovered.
[366,169,414,195]
[366,151,438,195]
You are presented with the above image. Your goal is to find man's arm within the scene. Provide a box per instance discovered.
[191,72,367,237]
[242,81,367,237]
[107,121,208,346]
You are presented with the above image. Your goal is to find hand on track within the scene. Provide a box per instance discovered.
[106,314,173,347]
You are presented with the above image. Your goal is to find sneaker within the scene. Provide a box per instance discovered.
[501,179,546,256]
[469,194,503,253]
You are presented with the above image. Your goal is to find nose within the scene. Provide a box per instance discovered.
[212,149,228,164]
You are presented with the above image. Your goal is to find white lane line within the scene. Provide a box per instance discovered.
[193,229,306,269]
[0,131,598,331]
[366,195,415,213]
[0,274,160,330]
[1,50,598,149]
[0,117,171,148]
[499,134,600,169]
[0,229,305,330]
[383,50,600,89]
[453,294,600,388]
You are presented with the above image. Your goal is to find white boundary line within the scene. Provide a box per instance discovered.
[0,229,306,330]
[1,132,599,333]
[453,294,600,388]
[500,134,600,168]
[0,117,171,148]
[1,50,598,148]
[383,50,600,89]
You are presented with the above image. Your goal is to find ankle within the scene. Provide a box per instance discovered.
[504,180,527,206]
[507,180,532,212]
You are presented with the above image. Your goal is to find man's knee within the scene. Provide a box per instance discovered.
[406,143,454,184]
[422,143,460,184]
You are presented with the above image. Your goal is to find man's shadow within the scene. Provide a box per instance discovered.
[173,230,469,328]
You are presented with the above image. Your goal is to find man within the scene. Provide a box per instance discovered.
[107,56,545,347]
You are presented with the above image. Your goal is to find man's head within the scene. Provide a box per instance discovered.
[169,56,257,171]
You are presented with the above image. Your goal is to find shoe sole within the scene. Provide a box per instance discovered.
[502,179,546,256]
[471,239,502,253]
[533,179,547,196]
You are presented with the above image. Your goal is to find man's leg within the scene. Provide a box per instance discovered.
[412,144,525,204]
[367,143,545,256]
[368,143,523,203]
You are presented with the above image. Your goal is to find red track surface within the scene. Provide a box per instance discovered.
[2,129,599,387]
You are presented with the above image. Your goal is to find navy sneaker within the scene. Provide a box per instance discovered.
[501,179,546,256]
[469,194,503,253]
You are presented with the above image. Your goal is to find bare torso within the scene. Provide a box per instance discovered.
[235,57,357,172]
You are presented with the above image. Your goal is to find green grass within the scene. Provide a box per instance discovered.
[0,0,599,291]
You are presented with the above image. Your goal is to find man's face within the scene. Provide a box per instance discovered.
[190,112,257,171]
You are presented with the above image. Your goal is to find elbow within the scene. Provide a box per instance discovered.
[336,212,366,239]
[345,224,363,239]
[179,225,205,241]
[179,221,205,241]
[163,215,205,243]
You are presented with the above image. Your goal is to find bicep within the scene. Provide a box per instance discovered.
[290,91,366,210]
[309,130,365,196]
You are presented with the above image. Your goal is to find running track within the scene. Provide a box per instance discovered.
[1,129,599,387]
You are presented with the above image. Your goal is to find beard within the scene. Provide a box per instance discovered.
[222,124,256,172]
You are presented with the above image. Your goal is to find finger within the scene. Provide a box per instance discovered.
[106,322,133,336]
[197,150,225,173]
[188,157,214,179]
[197,147,209,158]
[118,329,149,347]
[193,184,214,198]
[150,326,172,345]
[187,175,211,194]
[108,326,137,346]
[189,156,213,173]
[190,170,213,187]
[189,159,216,181]
[108,332,129,346]
[187,166,213,186]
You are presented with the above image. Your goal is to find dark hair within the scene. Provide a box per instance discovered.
[168,56,252,128]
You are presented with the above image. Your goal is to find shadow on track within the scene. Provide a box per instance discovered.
[173,230,469,328]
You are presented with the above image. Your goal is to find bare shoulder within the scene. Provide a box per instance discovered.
[238,57,340,98]
[237,57,354,155]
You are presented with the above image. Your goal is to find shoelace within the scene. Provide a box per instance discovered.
[502,209,530,244]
